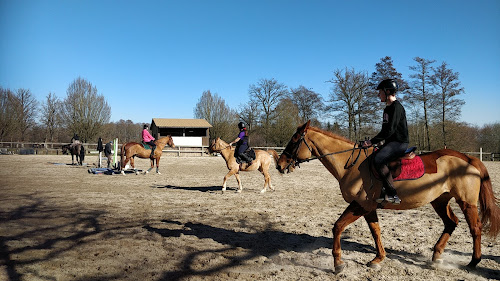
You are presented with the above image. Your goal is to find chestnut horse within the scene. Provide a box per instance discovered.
[209,138,279,193]
[276,121,500,273]
[120,136,175,175]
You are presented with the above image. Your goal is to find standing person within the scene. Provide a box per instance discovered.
[361,79,409,204]
[97,137,103,168]
[142,124,156,159]
[229,122,252,165]
[104,141,113,168]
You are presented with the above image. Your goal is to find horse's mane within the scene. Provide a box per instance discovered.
[308,126,354,145]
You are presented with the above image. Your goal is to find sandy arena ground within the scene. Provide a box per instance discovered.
[0,154,499,281]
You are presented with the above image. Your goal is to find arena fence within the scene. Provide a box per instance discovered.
[0,142,498,161]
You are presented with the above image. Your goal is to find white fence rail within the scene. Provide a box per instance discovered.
[0,142,498,161]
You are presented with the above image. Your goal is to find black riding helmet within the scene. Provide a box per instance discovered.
[377,79,398,95]
[143,124,149,129]
[238,122,246,130]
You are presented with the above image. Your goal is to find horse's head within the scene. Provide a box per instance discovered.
[208,138,229,153]
[62,145,69,155]
[157,136,175,148]
[276,120,313,174]
[167,136,175,148]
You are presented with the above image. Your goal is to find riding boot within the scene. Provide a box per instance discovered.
[376,164,401,204]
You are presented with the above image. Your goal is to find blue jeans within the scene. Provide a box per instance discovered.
[373,141,408,169]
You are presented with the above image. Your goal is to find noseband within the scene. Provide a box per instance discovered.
[281,132,313,171]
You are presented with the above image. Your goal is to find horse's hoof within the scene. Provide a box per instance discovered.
[368,262,381,270]
[121,171,125,175]
[237,189,242,193]
[334,263,346,274]
[260,189,266,194]
[157,171,161,175]
[433,259,443,264]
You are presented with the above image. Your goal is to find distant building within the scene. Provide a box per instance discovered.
[150,118,212,147]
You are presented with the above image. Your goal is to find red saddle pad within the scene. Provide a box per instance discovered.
[394,156,425,181]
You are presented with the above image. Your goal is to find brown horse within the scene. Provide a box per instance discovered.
[120,136,175,175]
[276,121,500,273]
[209,138,279,193]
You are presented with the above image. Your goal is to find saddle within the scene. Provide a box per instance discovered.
[236,148,256,164]
[142,142,151,150]
[370,146,425,181]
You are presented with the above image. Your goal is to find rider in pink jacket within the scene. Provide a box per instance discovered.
[142,124,156,159]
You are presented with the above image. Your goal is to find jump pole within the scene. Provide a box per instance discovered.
[113,138,118,169]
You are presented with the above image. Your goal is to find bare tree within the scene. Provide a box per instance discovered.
[40,92,62,142]
[327,68,370,140]
[11,88,39,141]
[0,87,16,141]
[101,119,142,143]
[194,90,236,141]
[61,77,111,142]
[238,99,260,132]
[270,98,301,146]
[289,85,324,123]
[430,61,465,148]
[408,57,436,151]
[370,56,410,93]
[248,78,288,144]
[478,122,500,153]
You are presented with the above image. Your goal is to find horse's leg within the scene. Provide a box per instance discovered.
[364,210,386,269]
[457,200,482,268]
[131,157,138,174]
[121,156,130,175]
[332,201,369,273]
[259,165,272,193]
[234,172,243,193]
[145,158,154,174]
[222,169,238,193]
[430,195,458,264]
[155,157,161,174]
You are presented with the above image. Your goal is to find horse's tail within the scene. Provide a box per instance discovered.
[80,145,85,162]
[120,143,126,169]
[473,157,500,237]
[267,149,279,163]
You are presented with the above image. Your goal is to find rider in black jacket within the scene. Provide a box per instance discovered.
[362,79,409,204]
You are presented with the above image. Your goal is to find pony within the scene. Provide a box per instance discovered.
[209,137,279,193]
[62,143,85,165]
[276,121,500,273]
[120,136,175,175]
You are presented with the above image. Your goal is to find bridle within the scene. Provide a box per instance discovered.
[281,131,365,171]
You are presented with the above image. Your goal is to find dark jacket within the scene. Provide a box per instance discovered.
[104,142,112,156]
[97,138,103,152]
[371,100,409,145]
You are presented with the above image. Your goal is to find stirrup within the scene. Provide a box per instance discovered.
[375,194,401,205]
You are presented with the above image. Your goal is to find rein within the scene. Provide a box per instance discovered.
[284,133,365,170]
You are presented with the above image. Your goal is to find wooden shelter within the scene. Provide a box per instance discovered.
[150,118,212,147]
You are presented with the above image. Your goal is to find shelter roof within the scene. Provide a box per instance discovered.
[152,118,212,128]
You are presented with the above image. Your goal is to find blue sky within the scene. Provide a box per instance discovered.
[1,0,499,127]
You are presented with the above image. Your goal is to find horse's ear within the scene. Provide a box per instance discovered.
[305,120,311,131]
[299,120,311,134]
